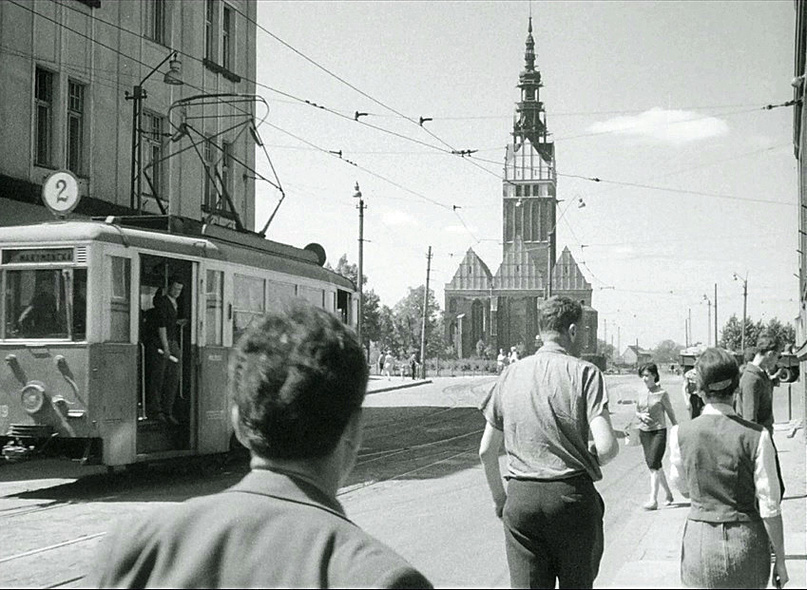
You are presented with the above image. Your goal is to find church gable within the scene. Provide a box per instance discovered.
[551,246,591,291]
[494,235,545,291]
[445,248,493,292]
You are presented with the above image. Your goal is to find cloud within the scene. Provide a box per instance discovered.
[588,108,729,145]
[381,210,418,226]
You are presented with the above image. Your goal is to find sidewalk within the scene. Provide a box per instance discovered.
[604,423,806,589]
[366,374,432,395]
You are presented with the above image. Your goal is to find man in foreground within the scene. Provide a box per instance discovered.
[478,296,619,589]
[91,302,432,588]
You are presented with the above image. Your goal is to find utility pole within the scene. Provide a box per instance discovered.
[714,283,718,347]
[420,246,433,379]
[353,183,365,347]
[703,294,712,346]
[603,318,607,356]
[734,273,748,353]
[688,308,692,346]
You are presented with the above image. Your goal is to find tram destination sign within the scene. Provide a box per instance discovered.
[2,248,74,264]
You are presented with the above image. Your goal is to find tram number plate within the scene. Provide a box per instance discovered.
[205,410,225,421]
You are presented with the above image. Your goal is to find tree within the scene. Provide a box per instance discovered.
[390,285,443,358]
[652,339,683,364]
[763,318,796,348]
[597,339,616,361]
[327,253,367,287]
[719,314,794,352]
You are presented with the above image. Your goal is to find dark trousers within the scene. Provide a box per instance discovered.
[689,394,704,420]
[502,475,604,589]
[146,340,181,417]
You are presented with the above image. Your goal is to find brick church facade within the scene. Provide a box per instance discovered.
[444,18,598,358]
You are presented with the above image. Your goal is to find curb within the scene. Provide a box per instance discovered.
[367,379,433,395]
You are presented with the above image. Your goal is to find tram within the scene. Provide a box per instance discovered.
[0,216,356,466]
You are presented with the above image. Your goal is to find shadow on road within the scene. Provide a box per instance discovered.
[2,406,488,503]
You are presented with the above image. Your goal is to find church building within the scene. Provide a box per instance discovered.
[444,18,598,358]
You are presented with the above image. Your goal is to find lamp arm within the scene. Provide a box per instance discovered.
[139,51,176,87]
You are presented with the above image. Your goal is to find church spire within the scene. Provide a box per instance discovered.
[525,17,535,72]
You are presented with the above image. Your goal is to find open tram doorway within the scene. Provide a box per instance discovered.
[137,255,194,454]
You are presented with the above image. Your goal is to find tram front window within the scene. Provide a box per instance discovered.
[4,268,87,340]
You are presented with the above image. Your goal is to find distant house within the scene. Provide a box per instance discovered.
[622,345,652,367]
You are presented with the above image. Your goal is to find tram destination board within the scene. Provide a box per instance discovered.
[2,248,74,264]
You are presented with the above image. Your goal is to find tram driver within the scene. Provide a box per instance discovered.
[146,276,184,425]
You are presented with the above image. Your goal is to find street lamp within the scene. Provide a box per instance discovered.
[733,272,748,354]
[353,183,365,347]
[125,51,183,214]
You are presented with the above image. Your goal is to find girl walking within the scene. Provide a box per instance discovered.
[635,362,677,510]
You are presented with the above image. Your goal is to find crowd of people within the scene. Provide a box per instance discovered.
[87,296,790,589]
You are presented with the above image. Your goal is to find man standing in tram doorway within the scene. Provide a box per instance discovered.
[147,276,184,425]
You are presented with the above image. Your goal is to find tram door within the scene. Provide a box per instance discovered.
[136,255,195,454]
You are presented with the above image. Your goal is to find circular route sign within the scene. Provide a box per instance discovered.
[41,170,81,217]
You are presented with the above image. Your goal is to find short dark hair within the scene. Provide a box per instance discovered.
[755,334,781,355]
[537,296,582,334]
[229,302,368,460]
[168,275,183,287]
[695,347,739,399]
[638,362,660,383]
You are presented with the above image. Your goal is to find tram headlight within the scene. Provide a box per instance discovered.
[20,382,47,414]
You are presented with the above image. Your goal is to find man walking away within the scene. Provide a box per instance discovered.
[479,296,619,589]
[737,334,786,497]
[90,302,432,589]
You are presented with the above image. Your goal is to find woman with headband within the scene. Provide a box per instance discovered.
[668,347,788,588]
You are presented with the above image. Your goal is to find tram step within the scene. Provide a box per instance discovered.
[136,420,181,454]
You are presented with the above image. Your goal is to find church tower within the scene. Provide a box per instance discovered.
[501,17,556,289]
[444,17,595,360]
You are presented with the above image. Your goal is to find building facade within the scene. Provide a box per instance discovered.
[0,0,256,228]
[445,18,596,358]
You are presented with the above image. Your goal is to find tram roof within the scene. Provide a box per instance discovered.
[0,220,355,290]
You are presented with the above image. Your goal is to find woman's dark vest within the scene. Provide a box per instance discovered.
[677,413,763,523]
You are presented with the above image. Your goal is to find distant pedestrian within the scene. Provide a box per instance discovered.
[736,334,786,497]
[681,368,703,420]
[508,346,519,364]
[635,362,677,510]
[669,347,787,589]
[479,296,619,588]
[90,303,432,589]
[383,351,394,380]
[377,351,384,375]
[408,353,418,380]
[496,349,506,374]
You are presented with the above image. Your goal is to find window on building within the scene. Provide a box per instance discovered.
[34,68,54,167]
[203,140,219,211]
[142,112,164,199]
[145,0,166,44]
[205,0,217,62]
[66,80,85,176]
[222,4,234,71]
[221,140,233,200]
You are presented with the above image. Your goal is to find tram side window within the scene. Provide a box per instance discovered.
[299,285,325,309]
[266,280,296,310]
[233,273,264,344]
[5,269,68,338]
[206,270,224,346]
[106,256,131,343]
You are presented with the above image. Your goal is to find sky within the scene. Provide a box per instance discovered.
[248,0,798,352]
